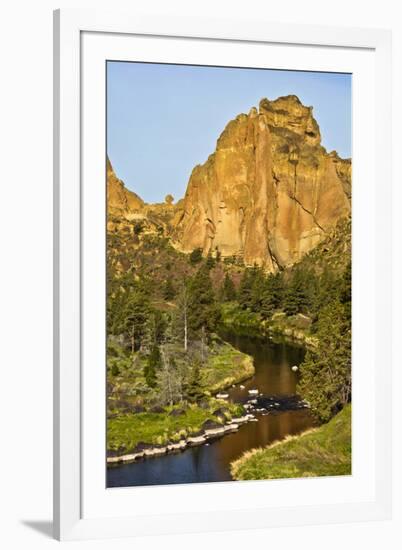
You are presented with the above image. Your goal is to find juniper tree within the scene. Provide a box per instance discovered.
[189,247,203,265]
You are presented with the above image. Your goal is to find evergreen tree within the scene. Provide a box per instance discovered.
[163,279,175,300]
[283,268,309,316]
[189,248,203,265]
[187,265,220,338]
[297,301,351,422]
[221,272,237,302]
[144,344,161,387]
[339,260,352,323]
[206,250,215,270]
[313,266,338,314]
[186,358,203,402]
[249,266,265,312]
[141,310,166,353]
[238,268,254,309]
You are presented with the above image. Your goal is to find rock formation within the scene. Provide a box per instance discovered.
[107,157,144,216]
[172,95,351,271]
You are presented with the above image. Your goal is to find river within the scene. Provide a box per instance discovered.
[107,331,314,487]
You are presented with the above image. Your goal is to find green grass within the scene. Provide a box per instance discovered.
[202,339,255,393]
[220,302,318,348]
[267,312,318,348]
[107,338,253,455]
[107,399,244,453]
[231,405,351,480]
[220,302,263,333]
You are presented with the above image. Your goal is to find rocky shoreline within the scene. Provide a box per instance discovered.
[107,393,310,465]
[107,414,253,464]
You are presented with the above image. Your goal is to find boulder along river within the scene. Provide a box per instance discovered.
[107,330,315,487]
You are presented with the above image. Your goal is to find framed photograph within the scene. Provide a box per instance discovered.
[53,9,392,541]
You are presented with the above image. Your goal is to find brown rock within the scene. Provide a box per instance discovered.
[173,95,351,271]
[107,157,144,215]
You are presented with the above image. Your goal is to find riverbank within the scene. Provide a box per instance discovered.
[220,302,318,349]
[108,336,255,413]
[201,344,255,393]
[107,398,249,462]
[107,406,253,464]
[107,335,257,463]
[231,404,351,480]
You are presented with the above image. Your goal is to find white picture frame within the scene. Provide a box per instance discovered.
[53,8,392,541]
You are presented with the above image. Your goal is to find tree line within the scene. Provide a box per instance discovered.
[225,260,352,422]
[108,240,351,421]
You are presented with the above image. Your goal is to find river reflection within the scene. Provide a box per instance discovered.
[107,332,314,487]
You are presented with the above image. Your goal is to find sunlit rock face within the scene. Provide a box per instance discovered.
[107,157,145,215]
[172,95,351,271]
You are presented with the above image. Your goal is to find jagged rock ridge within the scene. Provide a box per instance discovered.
[171,95,351,271]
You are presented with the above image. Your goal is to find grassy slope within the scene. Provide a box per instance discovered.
[202,340,255,392]
[231,405,351,480]
[108,399,244,453]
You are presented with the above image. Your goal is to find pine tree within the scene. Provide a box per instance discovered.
[339,260,352,323]
[187,265,220,338]
[141,310,166,353]
[144,344,161,387]
[221,272,237,302]
[249,266,265,312]
[186,358,203,402]
[313,266,337,314]
[238,268,254,309]
[122,288,151,352]
[163,279,175,300]
[297,301,351,422]
[283,268,308,316]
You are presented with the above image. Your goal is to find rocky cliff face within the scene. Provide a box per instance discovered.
[107,157,145,216]
[172,95,351,271]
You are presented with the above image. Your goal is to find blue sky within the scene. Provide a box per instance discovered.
[107,62,351,204]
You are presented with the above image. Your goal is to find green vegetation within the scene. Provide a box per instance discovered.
[201,340,254,392]
[107,211,351,460]
[107,323,254,454]
[108,399,244,453]
[107,337,253,410]
[220,221,351,423]
[189,247,203,265]
[221,272,237,301]
[298,301,351,422]
[220,302,262,333]
[231,405,351,480]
